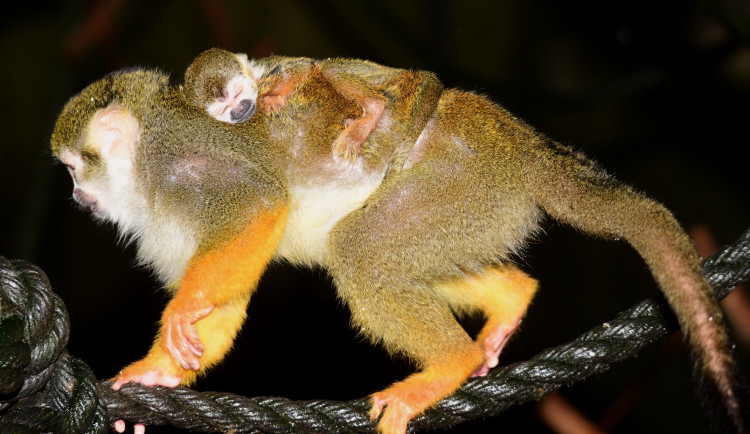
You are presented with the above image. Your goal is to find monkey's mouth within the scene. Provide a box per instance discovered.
[72,188,99,214]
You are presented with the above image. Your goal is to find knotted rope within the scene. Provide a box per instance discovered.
[2,228,749,433]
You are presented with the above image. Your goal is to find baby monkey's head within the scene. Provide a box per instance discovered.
[183,48,259,124]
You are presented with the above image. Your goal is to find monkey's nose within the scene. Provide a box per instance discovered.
[230,99,256,123]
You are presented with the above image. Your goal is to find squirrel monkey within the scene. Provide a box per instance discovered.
[51,61,747,433]
[182,48,443,164]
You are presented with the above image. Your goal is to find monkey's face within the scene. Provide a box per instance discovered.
[57,105,147,228]
[204,73,258,124]
[59,147,104,215]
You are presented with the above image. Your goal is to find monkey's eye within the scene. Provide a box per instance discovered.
[211,86,227,101]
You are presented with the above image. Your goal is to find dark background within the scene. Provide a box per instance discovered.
[1,1,749,433]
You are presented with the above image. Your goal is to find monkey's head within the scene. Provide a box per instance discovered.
[184,48,259,124]
[50,69,164,228]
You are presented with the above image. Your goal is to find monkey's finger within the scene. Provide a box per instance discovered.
[185,305,214,356]
[165,321,195,370]
[114,420,125,432]
[186,326,204,356]
[134,423,146,434]
[193,304,215,320]
[175,320,202,369]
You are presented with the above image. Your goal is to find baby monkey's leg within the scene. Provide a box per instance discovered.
[434,265,538,376]
[323,72,386,162]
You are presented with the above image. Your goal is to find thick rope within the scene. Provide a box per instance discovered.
[1,228,749,433]
[0,257,108,433]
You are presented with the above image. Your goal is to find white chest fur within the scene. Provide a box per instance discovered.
[135,217,198,287]
[275,167,384,267]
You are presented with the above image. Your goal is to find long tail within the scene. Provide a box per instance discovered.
[521,139,749,433]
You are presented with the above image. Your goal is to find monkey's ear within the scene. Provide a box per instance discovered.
[91,104,139,161]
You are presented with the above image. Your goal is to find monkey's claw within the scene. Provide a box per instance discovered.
[163,304,214,371]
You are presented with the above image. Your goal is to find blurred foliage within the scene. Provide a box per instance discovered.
[1,1,748,433]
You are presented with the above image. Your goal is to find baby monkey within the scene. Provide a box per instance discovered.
[183,48,443,163]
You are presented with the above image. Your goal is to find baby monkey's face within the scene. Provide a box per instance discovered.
[205,74,259,124]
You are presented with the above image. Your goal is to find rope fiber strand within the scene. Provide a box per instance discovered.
[1,228,749,433]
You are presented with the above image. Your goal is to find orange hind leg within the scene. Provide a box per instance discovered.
[434,265,538,376]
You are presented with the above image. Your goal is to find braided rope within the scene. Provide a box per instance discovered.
[1,228,749,433]
[0,257,108,433]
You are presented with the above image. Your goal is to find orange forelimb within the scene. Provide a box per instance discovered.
[113,204,288,388]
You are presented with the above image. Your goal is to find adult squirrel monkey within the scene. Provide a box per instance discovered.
[51,57,747,433]
[182,48,443,164]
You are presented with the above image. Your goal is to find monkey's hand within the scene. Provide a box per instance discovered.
[111,301,214,390]
[111,353,185,390]
[162,302,215,371]
[260,75,300,114]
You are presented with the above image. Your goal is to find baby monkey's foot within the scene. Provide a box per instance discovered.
[471,318,522,377]
[331,126,364,163]
[206,75,258,123]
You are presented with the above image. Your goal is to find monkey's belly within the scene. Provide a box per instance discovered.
[275,171,384,266]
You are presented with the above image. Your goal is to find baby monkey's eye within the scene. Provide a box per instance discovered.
[211,86,227,101]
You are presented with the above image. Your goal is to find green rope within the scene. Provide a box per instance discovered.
[2,228,749,433]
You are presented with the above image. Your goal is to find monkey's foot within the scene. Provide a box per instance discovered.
[471,318,521,377]
[369,388,412,434]
[162,304,214,371]
[370,378,464,433]
[370,355,480,434]
[332,133,363,163]
[114,420,146,434]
